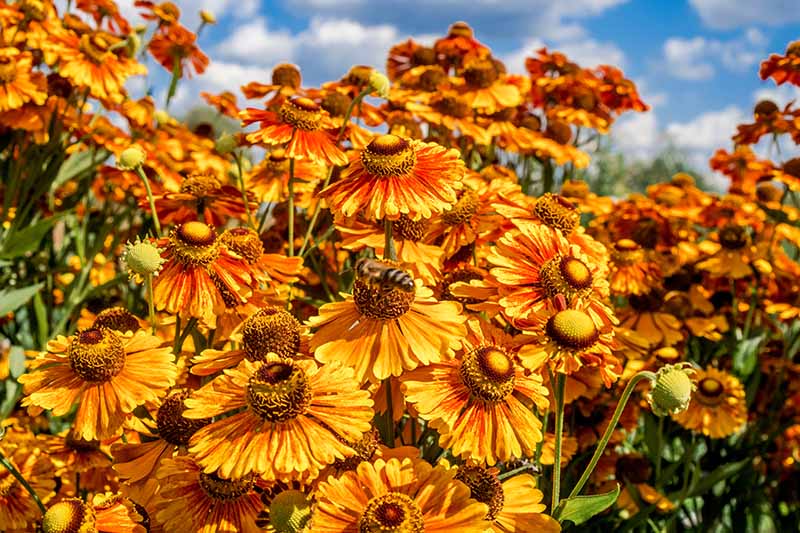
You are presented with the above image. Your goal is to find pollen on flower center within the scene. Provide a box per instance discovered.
[460,346,516,402]
[92,306,140,333]
[0,57,17,83]
[463,60,499,89]
[180,173,222,196]
[198,472,255,501]
[279,97,322,131]
[718,225,748,250]
[156,391,210,446]
[361,135,417,176]
[392,215,429,242]
[696,377,724,406]
[240,306,302,361]
[80,33,113,64]
[171,222,220,265]
[220,227,265,264]
[611,239,645,265]
[332,428,380,472]
[359,492,424,533]
[41,499,94,533]
[321,91,353,118]
[439,266,483,305]
[69,327,126,382]
[246,361,312,422]
[455,465,504,521]
[442,189,479,225]
[353,279,415,320]
[540,255,593,298]
[546,309,600,350]
[432,94,472,118]
[272,63,301,89]
[533,193,580,235]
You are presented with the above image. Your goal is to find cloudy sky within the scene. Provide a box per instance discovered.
[122,0,800,175]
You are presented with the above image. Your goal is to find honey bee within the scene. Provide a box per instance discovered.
[355,258,415,292]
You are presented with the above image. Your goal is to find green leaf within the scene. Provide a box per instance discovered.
[50,148,109,194]
[0,283,44,315]
[687,458,751,498]
[8,346,26,379]
[0,213,67,259]
[732,333,765,378]
[33,291,48,349]
[555,484,620,525]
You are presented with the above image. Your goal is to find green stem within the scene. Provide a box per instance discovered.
[565,370,657,503]
[655,415,664,488]
[134,166,161,237]
[288,158,295,257]
[234,152,254,229]
[298,165,335,256]
[384,219,397,261]
[145,273,156,335]
[499,463,538,481]
[337,87,372,143]
[165,58,181,109]
[552,373,566,512]
[0,451,46,516]
[534,404,550,467]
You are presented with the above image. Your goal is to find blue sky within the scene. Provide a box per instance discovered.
[121,0,800,178]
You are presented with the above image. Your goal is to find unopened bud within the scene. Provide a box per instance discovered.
[265,490,311,532]
[648,363,696,417]
[368,70,390,99]
[200,10,216,24]
[122,237,164,282]
[117,146,146,170]
[215,132,238,154]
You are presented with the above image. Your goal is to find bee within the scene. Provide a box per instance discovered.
[355,258,415,293]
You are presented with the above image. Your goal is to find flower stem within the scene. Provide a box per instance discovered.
[298,165,335,256]
[0,450,46,516]
[565,370,657,503]
[145,273,156,335]
[383,219,397,261]
[234,151,254,229]
[551,372,566,512]
[288,158,295,257]
[135,166,161,237]
[337,87,372,143]
[655,415,664,488]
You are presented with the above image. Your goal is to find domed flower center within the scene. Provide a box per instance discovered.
[279,97,322,131]
[0,57,17,84]
[353,279,415,320]
[156,391,210,446]
[247,361,312,422]
[80,32,113,64]
[540,255,593,299]
[241,306,302,360]
[489,107,516,122]
[343,65,373,86]
[198,472,255,501]
[416,66,447,91]
[332,428,380,472]
[432,94,471,118]
[220,227,264,264]
[533,193,579,235]
[155,2,181,22]
[439,266,483,305]
[321,91,353,117]
[615,455,653,484]
[442,189,479,225]
[718,225,748,250]
[411,46,436,66]
[64,431,100,453]
[171,221,220,265]
[361,135,417,176]
[756,182,782,203]
[272,63,301,89]
[463,60,498,89]
[264,489,312,532]
[455,465,504,521]
[654,346,680,364]
[696,377,724,406]
[180,173,221,197]
[546,120,573,144]
[783,157,800,178]
[786,40,800,57]
[448,21,474,38]
[611,239,645,266]
[546,309,599,350]
[519,114,542,131]
[41,499,94,533]
[459,346,516,402]
[561,180,590,199]
[69,327,125,382]
[388,115,423,139]
[359,492,424,533]
[92,306,140,333]
[628,290,663,312]
[392,215,428,242]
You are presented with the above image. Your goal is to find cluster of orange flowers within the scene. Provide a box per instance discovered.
[1,1,800,532]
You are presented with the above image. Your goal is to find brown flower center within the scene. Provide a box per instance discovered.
[756,182,783,203]
[361,135,417,176]
[519,114,542,132]
[180,173,222,196]
[540,255,593,299]
[331,428,380,472]
[343,65,373,86]
[459,346,516,402]
[170,222,220,265]
[321,91,353,117]
[156,390,210,446]
[279,97,322,131]
[696,377,725,406]
[241,306,302,361]
[21,0,46,21]
[611,239,645,266]
[272,63,301,89]
[416,66,448,91]
[561,180,589,199]
[546,119,573,144]
[654,346,680,364]
[64,431,100,453]
[448,21,474,38]
[0,57,17,84]
[392,215,428,242]
[463,60,498,89]
[455,465,504,521]
[431,94,472,118]
[359,493,424,533]
[198,472,255,501]
[247,361,312,422]
[41,499,95,533]
[92,307,140,333]
[442,189,479,225]
[79,32,114,64]
[69,328,125,382]
[411,46,436,67]
[546,309,599,350]
[353,279,414,320]
[220,227,264,264]
[785,40,800,57]
[439,266,483,305]
[783,157,800,178]
[718,225,748,250]
[533,193,579,235]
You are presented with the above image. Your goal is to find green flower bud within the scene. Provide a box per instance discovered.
[122,237,164,282]
[368,70,391,99]
[116,146,145,170]
[267,490,311,533]
[648,363,696,417]
[215,132,238,154]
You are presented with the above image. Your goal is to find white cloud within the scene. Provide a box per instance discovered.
[662,30,767,81]
[501,35,626,77]
[202,61,273,91]
[753,84,800,108]
[663,37,715,80]
[666,106,746,151]
[216,18,296,62]
[689,0,800,30]
[613,112,662,160]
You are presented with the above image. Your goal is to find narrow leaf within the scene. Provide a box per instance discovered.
[556,484,620,525]
[732,334,764,378]
[0,283,44,315]
[0,213,67,259]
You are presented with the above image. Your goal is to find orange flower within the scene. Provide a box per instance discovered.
[76,0,131,33]
[201,90,239,118]
[458,58,523,114]
[43,494,146,533]
[19,328,178,441]
[672,366,747,438]
[406,92,491,144]
[387,38,438,81]
[434,21,491,71]
[241,96,347,166]
[608,239,663,296]
[246,148,325,204]
[320,134,465,221]
[760,40,800,86]
[241,63,302,102]
[148,24,208,78]
[0,426,56,530]
[0,47,47,112]
[135,1,181,25]
[184,359,374,480]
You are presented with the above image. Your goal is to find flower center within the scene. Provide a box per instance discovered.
[411,46,436,66]
[463,60,498,89]
[459,346,516,402]
[321,91,353,118]
[696,377,725,406]
[353,279,414,320]
[654,346,680,364]
[442,189,479,225]
[156,391,211,446]
[64,431,100,453]
[41,499,95,533]
[628,290,663,312]
[69,328,126,382]
[331,428,380,472]
[546,309,600,350]
[220,227,264,264]
[92,307,140,333]
[533,193,579,235]
[198,472,255,501]
[343,65,374,86]
[448,21,474,38]
[416,66,447,91]
[539,255,593,299]
[454,465,504,521]
[180,173,222,197]
[0,57,17,84]
[615,455,653,484]
[361,135,417,176]
[611,239,645,266]
[392,215,428,242]
[241,306,302,361]
[247,361,312,422]
[718,225,748,250]
[279,97,322,131]
[272,63,302,89]
[756,182,782,203]
[264,489,312,532]
[561,180,589,199]
[439,266,483,305]
[431,94,472,118]
[170,222,220,265]
[79,32,113,64]
[786,40,800,57]
[783,158,800,178]
[359,493,424,533]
